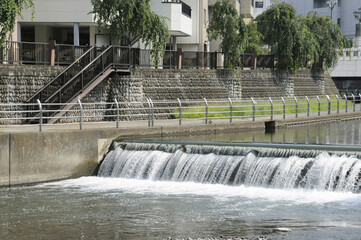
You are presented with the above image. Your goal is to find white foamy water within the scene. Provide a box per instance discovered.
[42,177,361,204]
[97,143,361,193]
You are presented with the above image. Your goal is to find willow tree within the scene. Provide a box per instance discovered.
[243,21,263,54]
[256,3,315,71]
[0,0,34,46]
[91,0,169,65]
[207,0,247,68]
[304,12,347,70]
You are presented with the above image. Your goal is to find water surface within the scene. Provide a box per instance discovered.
[1,120,361,239]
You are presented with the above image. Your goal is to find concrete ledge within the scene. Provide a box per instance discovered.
[275,112,361,127]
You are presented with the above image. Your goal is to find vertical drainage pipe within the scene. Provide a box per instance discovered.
[37,99,42,132]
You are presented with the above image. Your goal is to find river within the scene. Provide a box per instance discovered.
[1,120,361,240]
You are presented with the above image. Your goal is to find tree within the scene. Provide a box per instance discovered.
[243,21,263,54]
[0,0,34,46]
[207,0,247,68]
[304,12,347,70]
[91,0,169,64]
[256,2,315,71]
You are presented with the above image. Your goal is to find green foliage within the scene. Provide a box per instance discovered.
[256,3,347,72]
[304,12,347,70]
[207,0,247,68]
[256,3,314,71]
[91,0,169,65]
[0,0,34,46]
[243,21,263,54]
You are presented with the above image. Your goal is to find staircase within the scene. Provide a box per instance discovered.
[26,46,134,124]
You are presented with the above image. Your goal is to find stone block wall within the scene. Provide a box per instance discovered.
[0,65,65,124]
[0,66,339,123]
[0,65,65,103]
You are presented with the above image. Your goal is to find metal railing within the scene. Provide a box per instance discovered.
[1,41,275,69]
[26,46,97,104]
[0,95,360,131]
[0,41,91,65]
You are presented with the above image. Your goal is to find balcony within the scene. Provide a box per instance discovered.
[156,0,192,36]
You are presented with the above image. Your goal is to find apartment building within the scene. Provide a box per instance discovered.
[14,0,205,50]
[282,0,361,39]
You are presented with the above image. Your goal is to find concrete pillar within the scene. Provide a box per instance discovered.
[89,26,97,46]
[17,23,21,42]
[177,48,183,69]
[74,23,80,46]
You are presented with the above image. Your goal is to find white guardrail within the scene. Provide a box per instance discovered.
[0,94,361,132]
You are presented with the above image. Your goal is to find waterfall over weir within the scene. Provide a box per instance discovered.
[97,142,361,193]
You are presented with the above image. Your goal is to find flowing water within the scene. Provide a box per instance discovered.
[1,120,361,239]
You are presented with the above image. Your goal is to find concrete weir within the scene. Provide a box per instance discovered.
[1,112,361,187]
[0,121,264,187]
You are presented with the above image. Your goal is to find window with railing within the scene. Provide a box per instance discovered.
[255,1,264,8]
[162,0,181,2]
[162,0,191,18]
[182,1,191,18]
[314,0,327,8]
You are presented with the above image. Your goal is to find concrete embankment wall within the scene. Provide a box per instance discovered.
[0,120,264,187]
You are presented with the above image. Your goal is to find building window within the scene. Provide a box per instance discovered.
[314,0,327,8]
[337,18,341,26]
[181,2,191,18]
[255,1,264,8]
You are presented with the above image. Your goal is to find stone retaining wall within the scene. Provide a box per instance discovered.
[0,66,339,123]
[0,65,65,103]
[0,65,65,124]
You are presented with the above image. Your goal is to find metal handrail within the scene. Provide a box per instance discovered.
[0,95,359,131]
[26,46,96,103]
[45,45,113,103]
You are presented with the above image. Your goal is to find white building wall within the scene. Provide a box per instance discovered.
[151,1,192,37]
[177,0,200,48]
[253,0,272,18]
[283,0,361,38]
[19,0,94,23]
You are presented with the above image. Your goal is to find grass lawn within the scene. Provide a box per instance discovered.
[172,97,354,119]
